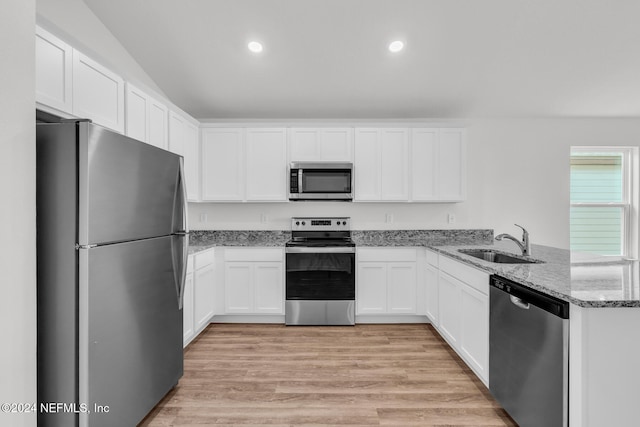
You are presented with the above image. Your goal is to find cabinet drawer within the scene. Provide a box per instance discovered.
[426,249,439,267]
[194,248,215,270]
[439,255,489,295]
[357,248,417,262]
[224,247,284,262]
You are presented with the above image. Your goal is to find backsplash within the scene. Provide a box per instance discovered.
[353,229,494,246]
[189,229,494,249]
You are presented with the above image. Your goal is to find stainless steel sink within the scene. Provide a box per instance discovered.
[458,249,543,264]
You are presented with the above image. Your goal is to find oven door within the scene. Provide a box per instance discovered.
[285,247,355,300]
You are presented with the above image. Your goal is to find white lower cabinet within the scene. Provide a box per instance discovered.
[459,282,489,379]
[182,257,195,347]
[183,248,215,347]
[194,250,215,332]
[356,248,418,316]
[223,248,284,315]
[435,254,489,385]
[437,271,462,347]
[424,250,439,326]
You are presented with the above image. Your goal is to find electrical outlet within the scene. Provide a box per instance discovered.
[200,213,208,222]
[385,213,394,223]
[447,213,456,224]
[260,213,268,223]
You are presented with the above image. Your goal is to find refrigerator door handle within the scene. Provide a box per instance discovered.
[178,157,189,233]
[171,234,189,310]
[178,235,188,309]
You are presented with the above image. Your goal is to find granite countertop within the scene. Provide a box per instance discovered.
[430,241,640,309]
[187,229,640,308]
[188,230,290,254]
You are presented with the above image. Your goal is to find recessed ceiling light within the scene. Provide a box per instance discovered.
[388,40,404,53]
[248,41,263,53]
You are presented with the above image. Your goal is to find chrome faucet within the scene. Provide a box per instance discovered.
[495,224,530,256]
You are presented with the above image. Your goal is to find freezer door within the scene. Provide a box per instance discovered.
[78,236,183,427]
[77,122,186,245]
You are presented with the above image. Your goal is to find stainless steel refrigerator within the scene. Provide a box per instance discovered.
[36,120,188,427]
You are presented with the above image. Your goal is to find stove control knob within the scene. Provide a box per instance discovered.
[342,221,347,225]
[302,221,306,226]
[295,221,300,226]
[335,220,340,225]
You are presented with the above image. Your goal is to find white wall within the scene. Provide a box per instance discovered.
[36,0,166,98]
[0,1,36,426]
[189,118,640,250]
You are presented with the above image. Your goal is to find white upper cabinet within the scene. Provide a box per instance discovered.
[184,121,200,201]
[411,128,466,202]
[289,128,353,161]
[245,128,287,201]
[125,83,150,142]
[354,128,409,201]
[72,50,125,133]
[148,99,168,150]
[125,82,169,150]
[168,111,186,155]
[201,127,287,202]
[201,128,244,201]
[36,26,73,114]
[169,111,200,201]
[439,129,466,201]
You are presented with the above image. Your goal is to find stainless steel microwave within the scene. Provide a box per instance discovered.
[289,162,353,201]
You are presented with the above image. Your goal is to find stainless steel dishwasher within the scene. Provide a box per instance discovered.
[489,275,570,427]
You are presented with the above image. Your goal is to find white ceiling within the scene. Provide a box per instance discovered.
[83,0,640,120]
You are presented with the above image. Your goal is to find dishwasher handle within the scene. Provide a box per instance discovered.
[490,275,569,319]
[510,295,530,310]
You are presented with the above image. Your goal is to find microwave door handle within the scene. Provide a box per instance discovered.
[298,169,303,193]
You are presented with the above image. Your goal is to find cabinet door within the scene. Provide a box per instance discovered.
[201,128,244,201]
[72,50,125,133]
[289,128,320,161]
[253,262,284,314]
[354,128,380,201]
[320,128,353,161]
[439,129,466,201]
[184,122,200,201]
[356,262,387,314]
[411,128,438,201]
[148,98,168,150]
[425,264,439,326]
[387,263,417,314]
[460,284,489,383]
[438,271,461,347]
[125,83,149,143]
[36,26,73,113]
[380,129,409,200]
[290,128,353,161]
[182,271,194,347]
[168,111,185,155]
[194,264,215,332]
[224,263,252,313]
[245,128,287,201]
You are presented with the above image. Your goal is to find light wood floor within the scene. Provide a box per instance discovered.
[140,323,516,426]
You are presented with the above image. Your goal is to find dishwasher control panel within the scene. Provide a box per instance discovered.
[490,275,569,319]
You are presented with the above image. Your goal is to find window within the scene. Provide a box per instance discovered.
[570,147,637,257]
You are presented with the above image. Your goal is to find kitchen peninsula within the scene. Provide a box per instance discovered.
[188,228,640,427]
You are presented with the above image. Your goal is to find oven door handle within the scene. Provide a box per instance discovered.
[286,247,356,254]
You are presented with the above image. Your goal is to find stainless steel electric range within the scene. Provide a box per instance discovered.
[285,217,355,325]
